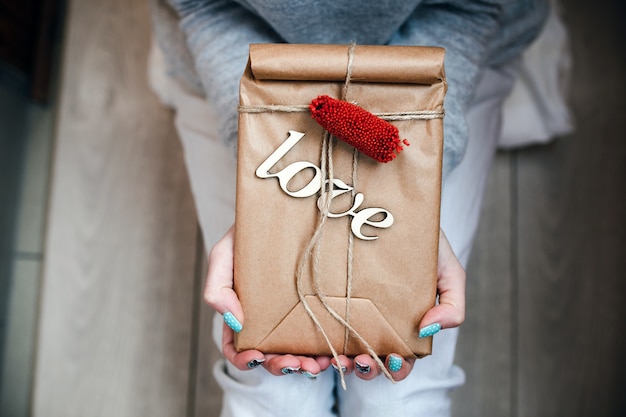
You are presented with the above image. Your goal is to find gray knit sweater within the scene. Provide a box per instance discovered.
[152,0,548,175]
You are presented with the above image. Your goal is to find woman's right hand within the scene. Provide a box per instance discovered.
[204,225,332,377]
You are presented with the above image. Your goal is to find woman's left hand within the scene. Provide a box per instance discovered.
[337,228,465,381]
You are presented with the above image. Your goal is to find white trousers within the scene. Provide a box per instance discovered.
[150,46,518,416]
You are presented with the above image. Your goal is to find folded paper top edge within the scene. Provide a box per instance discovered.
[249,43,445,85]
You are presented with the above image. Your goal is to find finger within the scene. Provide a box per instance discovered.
[221,323,264,371]
[419,229,466,334]
[263,354,302,376]
[203,226,245,330]
[353,354,380,380]
[204,225,237,312]
[418,303,462,336]
[297,356,323,379]
[385,354,414,382]
[330,355,354,376]
[314,356,332,372]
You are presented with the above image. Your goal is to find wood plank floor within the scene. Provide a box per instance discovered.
[452,1,626,416]
[32,0,626,416]
[32,0,199,416]
[515,1,626,414]
[451,154,515,417]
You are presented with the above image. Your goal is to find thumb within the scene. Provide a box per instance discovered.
[419,229,466,335]
[203,225,244,330]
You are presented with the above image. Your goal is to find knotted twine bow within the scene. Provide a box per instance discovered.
[239,43,444,389]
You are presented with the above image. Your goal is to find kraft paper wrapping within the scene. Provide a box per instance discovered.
[234,44,446,358]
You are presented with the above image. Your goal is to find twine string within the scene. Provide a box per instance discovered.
[294,130,345,384]
[341,43,356,359]
[343,149,357,354]
[239,105,444,121]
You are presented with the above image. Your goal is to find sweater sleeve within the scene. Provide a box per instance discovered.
[167,0,547,175]
[390,0,548,175]
[167,0,282,152]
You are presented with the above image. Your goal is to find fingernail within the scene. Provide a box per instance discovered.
[388,355,403,373]
[331,363,347,374]
[247,359,265,369]
[223,311,242,333]
[355,360,371,375]
[300,370,319,380]
[419,323,441,338]
[281,366,300,375]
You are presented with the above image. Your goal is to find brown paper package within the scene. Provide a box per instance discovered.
[234,43,447,359]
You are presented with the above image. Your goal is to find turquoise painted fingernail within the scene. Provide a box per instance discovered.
[223,312,242,333]
[388,355,403,373]
[419,323,441,338]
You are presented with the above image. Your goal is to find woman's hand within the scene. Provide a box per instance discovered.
[204,225,465,382]
[340,228,466,381]
[204,225,331,378]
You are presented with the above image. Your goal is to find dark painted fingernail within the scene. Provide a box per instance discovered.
[355,360,371,374]
[281,366,300,375]
[300,370,319,380]
[223,311,243,333]
[331,363,347,374]
[247,359,265,369]
[419,323,441,338]
[388,355,403,373]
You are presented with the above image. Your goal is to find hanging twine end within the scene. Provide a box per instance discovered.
[310,95,408,163]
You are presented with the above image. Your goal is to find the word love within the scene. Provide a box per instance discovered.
[256,130,394,241]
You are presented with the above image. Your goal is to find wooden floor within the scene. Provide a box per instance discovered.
[30,0,626,416]
[31,1,200,416]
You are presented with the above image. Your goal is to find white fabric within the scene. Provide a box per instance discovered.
[149,43,517,416]
[149,43,236,249]
[498,0,574,148]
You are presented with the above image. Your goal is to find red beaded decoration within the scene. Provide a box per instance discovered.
[309,95,409,163]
